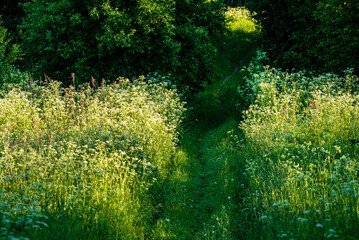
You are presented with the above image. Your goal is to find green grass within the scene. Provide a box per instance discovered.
[10,6,356,240]
[238,65,359,239]
[193,7,260,126]
[0,79,185,240]
[3,4,356,240]
[0,6,260,239]
[151,119,247,240]
[152,6,359,239]
[149,7,260,239]
[213,7,260,84]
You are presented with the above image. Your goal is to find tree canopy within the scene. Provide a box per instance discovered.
[248,0,359,74]
[19,0,226,92]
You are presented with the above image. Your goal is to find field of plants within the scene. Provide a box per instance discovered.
[238,54,359,239]
[1,1,358,239]
[0,78,185,239]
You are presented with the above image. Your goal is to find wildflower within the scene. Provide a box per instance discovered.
[316,223,323,228]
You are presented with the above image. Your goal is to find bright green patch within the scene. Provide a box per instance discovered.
[239,59,359,239]
[0,79,185,239]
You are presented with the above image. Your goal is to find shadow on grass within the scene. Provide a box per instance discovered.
[150,119,249,239]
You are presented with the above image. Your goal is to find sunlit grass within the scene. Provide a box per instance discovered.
[211,7,260,84]
[194,7,260,126]
[0,78,185,239]
[239,59,359,239]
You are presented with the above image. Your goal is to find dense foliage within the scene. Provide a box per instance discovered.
[0,22,24,86]
[238,53,359,239]
[19,0,226,92]
[0,0,26,40]
[248,0,359,74]
[0,78,185,239]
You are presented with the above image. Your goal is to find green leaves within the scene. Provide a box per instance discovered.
[0,23,24,87]
[249,0,359,74]
[19,0,226,93]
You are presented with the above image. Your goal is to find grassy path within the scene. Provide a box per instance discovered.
[152,121,245,240]
[217,59,243,95]
[150,7,260,239]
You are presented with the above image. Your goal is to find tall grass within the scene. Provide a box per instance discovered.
[0,78,185,239]
[239,56,359,239]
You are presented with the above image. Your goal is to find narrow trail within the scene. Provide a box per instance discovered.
[150,64,247,239]
[150,10,259,237]
[152,127,224,239]
[217,59,244,95]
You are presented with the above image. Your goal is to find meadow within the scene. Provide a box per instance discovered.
[1,3,358,240]
[238,56,359,239]
[0,78,185,239]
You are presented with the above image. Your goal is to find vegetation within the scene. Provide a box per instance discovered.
[238,54,359,238]
[193,7,260,125]
[248,0,359,74]
[0,0,26,41]
[0,78,185,239]
[0,1,358,239]
[0,22,24,86]
[148,9,260,239]
[19,0,225,92]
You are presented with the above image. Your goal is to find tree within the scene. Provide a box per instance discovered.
[19,0,226,92]
[0,0,27,41]
[313,0,359,72]
[248,0,359,74]
[0,21,22,85]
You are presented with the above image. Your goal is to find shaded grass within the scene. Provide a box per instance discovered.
[151,119,247,239]
[194,7,260,126]
[150,7,260,239]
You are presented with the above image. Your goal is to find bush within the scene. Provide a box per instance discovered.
[19,0,226,93]
[0,78,185,239]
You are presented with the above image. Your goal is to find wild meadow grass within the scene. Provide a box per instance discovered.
[0,78,185,239]
[238,54,359,239]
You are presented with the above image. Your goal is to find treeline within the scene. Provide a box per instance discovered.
[1,0,357,92]
[0,0,226,93]
[247,0,359,74]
